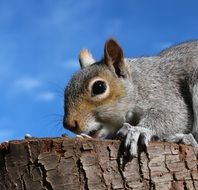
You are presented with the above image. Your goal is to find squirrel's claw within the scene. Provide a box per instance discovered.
[117,123,153,158]
[76,133,92,139]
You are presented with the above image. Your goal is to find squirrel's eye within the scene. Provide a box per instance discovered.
[92,80,107,96]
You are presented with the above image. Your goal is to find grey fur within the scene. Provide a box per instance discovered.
[64,40,198,157]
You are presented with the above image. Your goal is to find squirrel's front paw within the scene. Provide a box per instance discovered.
[117,123,153,158]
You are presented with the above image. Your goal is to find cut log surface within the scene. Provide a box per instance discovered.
[0,137,198,190]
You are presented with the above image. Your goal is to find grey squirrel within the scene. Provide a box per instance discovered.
[63,39,198,157]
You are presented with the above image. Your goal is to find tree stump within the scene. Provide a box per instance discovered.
[0,137,198,190]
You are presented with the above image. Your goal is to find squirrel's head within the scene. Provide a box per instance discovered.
[63,39,133,139]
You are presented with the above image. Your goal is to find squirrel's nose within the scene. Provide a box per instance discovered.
[63,116,80,134]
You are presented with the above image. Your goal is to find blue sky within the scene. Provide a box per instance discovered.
[0,0,198,142]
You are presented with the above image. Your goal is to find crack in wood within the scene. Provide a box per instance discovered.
[164,155,171,173]
[137,154,144,182]
[179,145,197,190]
[190,173,196,190]
[165,155,178,189]
[184,159,196,189]
[164,150,177,189]
[107,146,111,160]
[116,157,129,190]
[98,160,109,189]
[145,152,155,190]
[183,181,188,190]
[76,159,84,189]
[20,174,27,190]
[1,143,9,173]
[35,159,53,190]
[26,142,35,181]
[77,158,89,190]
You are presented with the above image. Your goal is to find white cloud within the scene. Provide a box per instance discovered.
[14,77,42,92]
[11,77,56,102]
[36,91,55,102]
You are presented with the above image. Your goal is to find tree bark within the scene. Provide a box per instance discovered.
[0,137,198,190]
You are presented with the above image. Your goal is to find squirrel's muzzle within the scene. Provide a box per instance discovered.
[63,115,81,134]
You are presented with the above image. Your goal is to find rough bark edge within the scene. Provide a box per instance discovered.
[0,137,198,190]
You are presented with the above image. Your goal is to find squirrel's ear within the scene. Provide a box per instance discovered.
[79,49,95,68]
[104,39,125,77]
